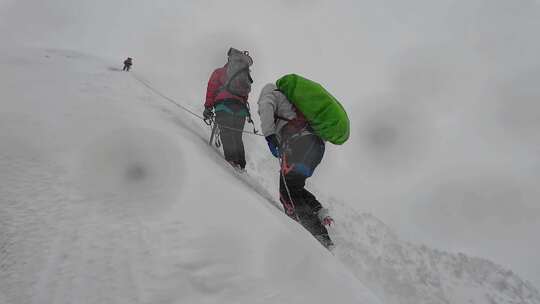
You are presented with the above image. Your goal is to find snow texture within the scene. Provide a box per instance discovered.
[329,199,540,304]
[2,45,540,304]
[0,47,380,304]
[3,0,540,288]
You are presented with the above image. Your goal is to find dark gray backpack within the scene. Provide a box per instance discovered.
[222,48,253,97]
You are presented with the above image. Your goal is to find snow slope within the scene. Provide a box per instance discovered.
[329,200,540,304]
[2,45,540,304]
[3,0,540,290]
[0,46,381,304]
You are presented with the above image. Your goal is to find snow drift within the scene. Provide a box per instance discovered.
[0,47,381,304]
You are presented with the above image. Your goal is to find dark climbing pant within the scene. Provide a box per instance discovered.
[279,134,331,245]
[123,64,131,71]
[215,110,246,169]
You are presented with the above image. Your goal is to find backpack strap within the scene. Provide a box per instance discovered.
[219,66,251,96]
[274,114,291,123]
[225,66,251,92]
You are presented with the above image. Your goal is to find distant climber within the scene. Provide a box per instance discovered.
[123,57,133,71]
[257,74,350,249]
[204,48,254,170]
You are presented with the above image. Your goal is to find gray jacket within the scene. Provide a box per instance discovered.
[257,83,298,141]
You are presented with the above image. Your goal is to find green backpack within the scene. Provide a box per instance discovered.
[276,74,350,145]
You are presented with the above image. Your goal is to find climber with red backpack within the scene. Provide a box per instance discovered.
[257,74,350,249]
[204,48,254,170]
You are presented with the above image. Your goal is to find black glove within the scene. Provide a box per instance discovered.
[203,107,214,120]
[265,134,281,158]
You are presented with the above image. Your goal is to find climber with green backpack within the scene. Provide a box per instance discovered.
[257,74,350,249]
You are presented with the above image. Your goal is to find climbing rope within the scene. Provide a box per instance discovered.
[131,74,264,136]
[279,154,300,222]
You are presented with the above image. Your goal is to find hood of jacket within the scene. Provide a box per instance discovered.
[260,83,278,98]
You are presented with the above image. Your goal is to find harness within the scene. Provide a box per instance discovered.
[274,113,313,148]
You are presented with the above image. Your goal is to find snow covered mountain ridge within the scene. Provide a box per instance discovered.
[1,46,539,304]
[0,46,382,304]
[331,201,540,304]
